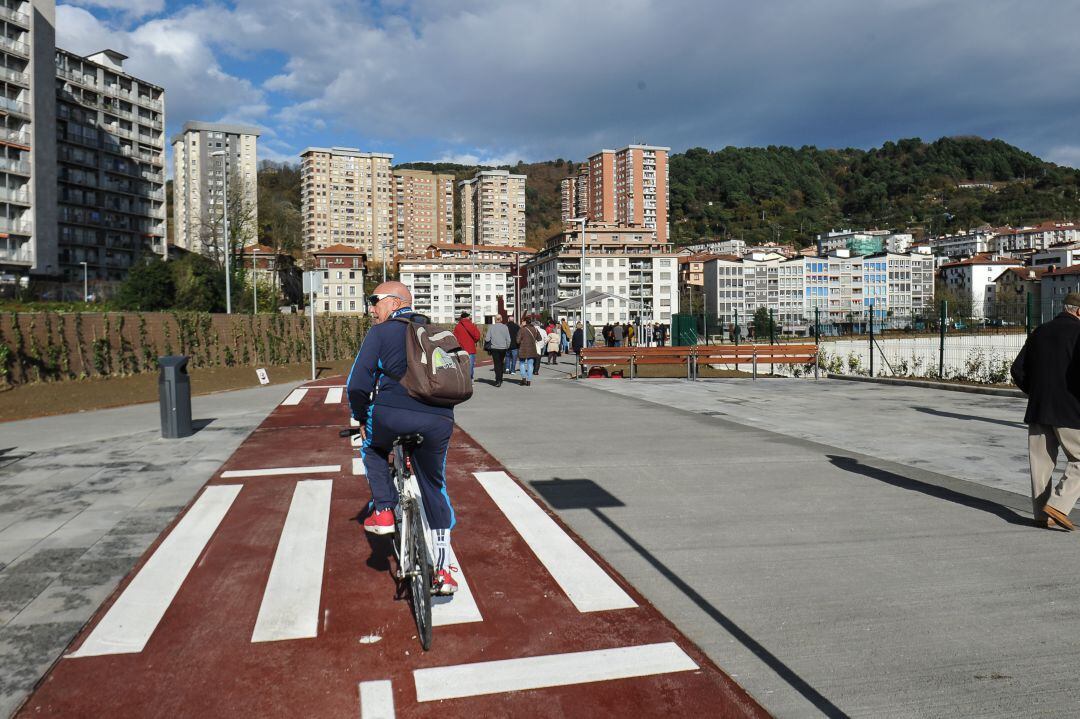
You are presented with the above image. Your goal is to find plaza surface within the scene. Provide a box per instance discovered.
[453,366,1080,717]
[2,362,1079,717]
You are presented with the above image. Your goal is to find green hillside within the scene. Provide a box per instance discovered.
[253,138,1080,252]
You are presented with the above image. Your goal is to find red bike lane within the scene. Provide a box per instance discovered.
[17,378,767,718]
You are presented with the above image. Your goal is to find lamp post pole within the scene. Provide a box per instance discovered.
[252,247,258,313]
[572,217,587,326]
[80,261,87,302]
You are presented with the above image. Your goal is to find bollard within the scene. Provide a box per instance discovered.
[158,355,193,439]
[752,349,758,380]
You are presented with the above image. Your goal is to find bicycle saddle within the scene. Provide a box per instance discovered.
[396,433,425,450]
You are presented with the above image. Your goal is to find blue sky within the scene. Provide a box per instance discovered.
[57,0,1080,173]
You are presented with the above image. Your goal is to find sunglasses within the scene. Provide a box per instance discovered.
[367,293,405,306]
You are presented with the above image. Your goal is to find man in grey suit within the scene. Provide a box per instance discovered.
[1011,292,1080,530]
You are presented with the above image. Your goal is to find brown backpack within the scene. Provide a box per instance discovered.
[390,316,474,407]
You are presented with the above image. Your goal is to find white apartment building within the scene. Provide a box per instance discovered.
[55,48,166,281]
[938,255,1021,319]
[681,238,747,257]
[300,147,394,261]
[522,225,679,325]
[928,227,997,259]
[399,258,513,324]
[816,229,895,256]
[994,223,1080,254]
[458,170,526,247]
[172,121,259,258]
[0,0,56,282]
[1031,242,1080,270]
[704,248,936,332]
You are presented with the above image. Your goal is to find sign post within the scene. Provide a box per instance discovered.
[303,271,324,381]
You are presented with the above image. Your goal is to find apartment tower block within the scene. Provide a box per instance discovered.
[393,168,453,257]
[56,48,166,280]
[172,121,259,258]
[583,145,668,243]
[457,169,526,247]
[300,147,394,262]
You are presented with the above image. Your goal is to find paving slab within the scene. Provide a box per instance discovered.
[453,368,1080,718]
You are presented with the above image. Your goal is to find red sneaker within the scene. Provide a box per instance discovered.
[363,508,395,535]
[433,567,459,595]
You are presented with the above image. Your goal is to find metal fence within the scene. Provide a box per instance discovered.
[677,296,1037,385]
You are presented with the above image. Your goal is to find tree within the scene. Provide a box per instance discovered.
[752,306,775,341]
[116,257,175,310]
[172,253,226,312]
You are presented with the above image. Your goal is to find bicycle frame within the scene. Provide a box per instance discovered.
[392,445,434,580]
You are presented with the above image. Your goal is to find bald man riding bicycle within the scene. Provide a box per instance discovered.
[346,281,458,595]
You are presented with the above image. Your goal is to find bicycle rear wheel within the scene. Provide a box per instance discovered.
[406,499,433,650]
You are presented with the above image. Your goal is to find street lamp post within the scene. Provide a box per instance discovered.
[79,261,87,303]
[252,246,258,313]
[571,217,587,326]
[211,150,231,314]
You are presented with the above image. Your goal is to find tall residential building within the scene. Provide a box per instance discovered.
[55,48,166,281]
[559,167,590,224]
[399,257,514,324]
[582,145,669,244]
[393,169,453,257]
[172,121,259,258]
[300,147,394,261]
[457,170,526,247]
[0,0,56,281]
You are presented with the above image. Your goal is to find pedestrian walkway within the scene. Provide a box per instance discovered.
[453,374,1080,718]
[13,377,765,718]
[0,382,298,718]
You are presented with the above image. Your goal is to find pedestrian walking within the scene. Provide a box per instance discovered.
[1012,292,1080,530]
[572,322,585,354]
[586,320,596,347]
[485,314,511,387]
[505,315,520,374]
[532,320,548,375]
[560,318,572,353]
[516,318,541,386]
[545,325,561,364]
[602,322,614,347]
[612,322,625,347]
[626,322,635,347]
[453,311,481,378]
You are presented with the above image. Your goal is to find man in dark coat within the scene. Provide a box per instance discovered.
[1011,292,1080,530]
[504,315,520,374]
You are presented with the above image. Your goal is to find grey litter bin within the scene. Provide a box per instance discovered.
[158,355,193,438]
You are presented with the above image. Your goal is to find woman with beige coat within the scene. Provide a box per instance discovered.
[516,318,541,386]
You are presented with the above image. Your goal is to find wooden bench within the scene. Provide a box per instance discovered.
[578,343,820,380]
[692,343,819,379]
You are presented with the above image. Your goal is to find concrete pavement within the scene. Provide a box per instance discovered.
[0,382,299,718]
[455,363,1080,718]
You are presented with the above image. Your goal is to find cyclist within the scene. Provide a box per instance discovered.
[346,280,458,595]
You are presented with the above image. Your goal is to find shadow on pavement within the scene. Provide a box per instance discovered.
[531,477,850,719]
[912,406,1026,430]
[826,455,1032,526]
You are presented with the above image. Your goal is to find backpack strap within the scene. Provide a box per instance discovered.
[381,316,413,382]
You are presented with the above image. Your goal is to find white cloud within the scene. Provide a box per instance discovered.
[56,5,266,137]
[437,150,523,167]
[1047,146,1080,170]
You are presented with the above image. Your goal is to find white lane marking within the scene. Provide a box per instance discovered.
[413,642,697,702]
[325,387,344,404]
[350,417,360,427]
[432,543,482,626]
[352,458,366,476]
[359,680,395,719]
[68,485,243,657]
[222,465,340,479]
[350,433,364,448]
[474,471,636,612]
[251,479,333,642]
[282,388,308,405]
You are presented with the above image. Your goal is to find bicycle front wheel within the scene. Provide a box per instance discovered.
[407,500,433,650]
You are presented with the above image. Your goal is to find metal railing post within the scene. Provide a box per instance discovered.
[814,307,820,380]
[868,307,874,377]
[1026,292,1033,336]
[938,299,947,378]
[752,348,758,380]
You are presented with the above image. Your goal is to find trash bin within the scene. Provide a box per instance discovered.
[158,355,193,438]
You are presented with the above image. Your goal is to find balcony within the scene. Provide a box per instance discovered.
[0,126,28,145]
[0,94,29,117]
[0,35,30,58]
[0,240,31,264]
[0,66,27,87]
[0,188,28,205]
[0,216,31,234]
[0,156,29,174]
[0,5,29,28]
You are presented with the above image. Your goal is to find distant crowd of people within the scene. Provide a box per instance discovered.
[451,312,669,388]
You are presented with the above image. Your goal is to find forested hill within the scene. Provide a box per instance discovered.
[256,138,1080,252]
[668,137,1080,246]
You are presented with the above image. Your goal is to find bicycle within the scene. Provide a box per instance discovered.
[341,428,435,650]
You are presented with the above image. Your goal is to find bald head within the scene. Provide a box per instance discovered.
[374,280,412,305]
